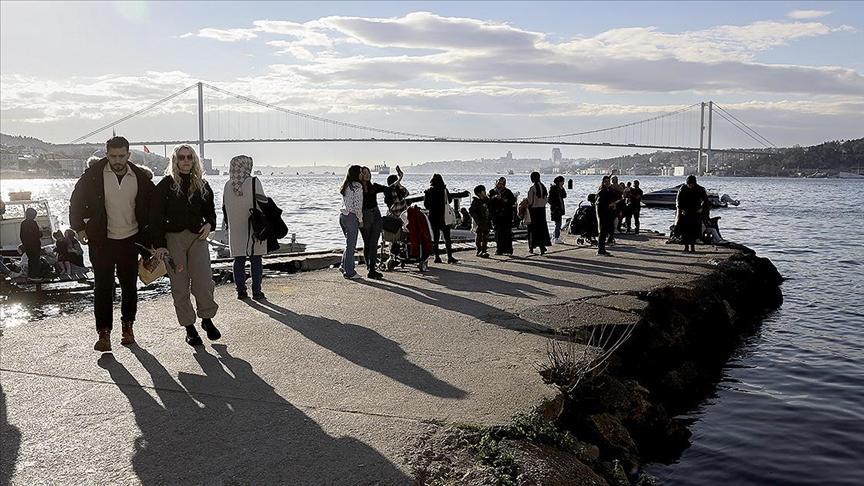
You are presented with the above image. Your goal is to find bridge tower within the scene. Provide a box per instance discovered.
[197,82,205,159]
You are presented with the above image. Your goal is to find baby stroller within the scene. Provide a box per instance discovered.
[567,201,599,246]
[381,206,433,272]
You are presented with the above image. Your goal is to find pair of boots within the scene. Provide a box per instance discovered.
[93,321,135,352]
[185,319,221,347]
[434,253,458,264]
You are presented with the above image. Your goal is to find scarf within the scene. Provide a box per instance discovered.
[229,155,253,196]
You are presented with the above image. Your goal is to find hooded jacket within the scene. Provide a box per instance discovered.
[69,157,155,247]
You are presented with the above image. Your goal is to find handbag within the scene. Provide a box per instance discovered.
[443,193,457,227]
[138,256,167,285]
[248,178,270,243]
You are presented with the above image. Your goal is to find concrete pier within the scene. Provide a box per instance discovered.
[0,235,739,484]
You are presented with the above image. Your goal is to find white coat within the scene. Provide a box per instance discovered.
[223,177,268,257]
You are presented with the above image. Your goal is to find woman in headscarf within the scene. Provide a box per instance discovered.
[222,155,269,299]
[151,144,220,347]
[526,172,551,255]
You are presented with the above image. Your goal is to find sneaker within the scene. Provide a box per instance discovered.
[201,318,222,341]
[94,330,111,352]
[480,252,490,258]
[367,270,384,280]
[237,290,249,300]
[343,272,361,280]
[252,291,266,300]
[120,321,135,346]
[597,250,612,256]
[447,256,459,264]
[540,247,547,255]
[434,255,443,263]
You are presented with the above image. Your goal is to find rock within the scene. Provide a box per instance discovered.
[585,413,638,460]
[500,439,608,486]
[597,460,630,486]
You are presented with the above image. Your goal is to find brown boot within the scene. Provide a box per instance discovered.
[94,330,112,352]
[120,321,135,346]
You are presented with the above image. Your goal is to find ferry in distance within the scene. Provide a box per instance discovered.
[374,163,390,175]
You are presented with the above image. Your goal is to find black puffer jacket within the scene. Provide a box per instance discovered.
[149,174,216,249]
[69,158,155,247]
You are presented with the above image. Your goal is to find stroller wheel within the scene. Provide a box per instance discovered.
[386,259,397,271]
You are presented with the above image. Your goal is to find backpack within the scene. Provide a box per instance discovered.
[248,178,288,253]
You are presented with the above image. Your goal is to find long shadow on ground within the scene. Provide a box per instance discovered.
[98,345,409,485]
[245,300,468,399]
[359,279,553,334]
[0,383,21,486]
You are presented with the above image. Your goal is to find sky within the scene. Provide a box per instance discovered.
[1,1,862,167]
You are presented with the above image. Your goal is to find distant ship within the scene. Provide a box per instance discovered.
[374,163,390,175]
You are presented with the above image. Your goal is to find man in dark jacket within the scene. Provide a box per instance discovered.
[596,176,617,256]
[19,207,42,278]
[549,176,567,243]
[488,177,516,255]
[469,185,491,257]
[69,136,155,352]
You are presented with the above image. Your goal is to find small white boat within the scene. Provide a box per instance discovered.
[641,185,739,208]
[209,229,307,259]
[0,192,60,255]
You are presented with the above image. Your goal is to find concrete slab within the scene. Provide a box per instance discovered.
[0,234,735,484]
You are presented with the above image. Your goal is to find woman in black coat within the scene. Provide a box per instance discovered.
[595,176,617,256]
[423,174,468,264]
[488,177,516,255]
[676,175,709,253]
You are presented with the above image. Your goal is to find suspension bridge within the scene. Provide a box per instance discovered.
[70,82,776,174]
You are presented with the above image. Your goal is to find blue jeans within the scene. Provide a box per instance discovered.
[360,207,382,272]
[233,255,263,293]
[340,213,359,277]
[552,215,562,239]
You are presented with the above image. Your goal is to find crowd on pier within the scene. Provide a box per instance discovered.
[1,136,713,353]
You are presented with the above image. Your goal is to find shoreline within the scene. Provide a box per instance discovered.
[408,244,783,485]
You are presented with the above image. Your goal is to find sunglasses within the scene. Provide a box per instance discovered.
[176,154,194,161]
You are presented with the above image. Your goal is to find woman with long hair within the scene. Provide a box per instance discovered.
[358,166,387,279]
[222,155,269,299]
[339,165,363,279]
[526,172,551,254]
[151,144,220,346]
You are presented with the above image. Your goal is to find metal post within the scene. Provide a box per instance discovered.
[698,102,705,175]
[706,101,713,175]
[197,82,205,159]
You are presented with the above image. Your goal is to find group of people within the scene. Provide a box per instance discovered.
[64,136,275,353]
[6,210,86,280]
[6,135,714,354]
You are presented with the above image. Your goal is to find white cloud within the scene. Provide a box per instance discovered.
[787,10,831,20]
[186,27,258,42]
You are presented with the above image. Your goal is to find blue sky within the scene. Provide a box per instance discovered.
[1,1,862,166]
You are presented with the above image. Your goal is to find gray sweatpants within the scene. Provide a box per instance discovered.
[166,230,219,327]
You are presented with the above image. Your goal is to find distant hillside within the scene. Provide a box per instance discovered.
[591,138,864,177]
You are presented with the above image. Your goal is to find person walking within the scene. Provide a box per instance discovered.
[469,185,491,258]
[488,177,516,256]
[626,180,643,234]
[19,208,42,278]
[676,175,709,253]
[69,136,155,352]
[526,172,551,255]
[339,165,363,279]
[222,155,269,299]
[424,174,466,264]
[549,175,567,244]
[596,176,617,256]
[151,145,220,347]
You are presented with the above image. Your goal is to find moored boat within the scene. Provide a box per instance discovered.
[0,192,60,255]
[641,184,739,208]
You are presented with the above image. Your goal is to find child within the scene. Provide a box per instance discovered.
[53,230,71,277]
[469,185,491,258]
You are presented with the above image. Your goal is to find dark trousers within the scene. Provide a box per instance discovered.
[431,224,453,258]
[25,249,41,277]
[598,215,614,253]
[90,236,139,332]
[493,217,513,254]
[475,228,489,254]
[627,206,642,235]
[233,255,262,294]
[359,207,382,272]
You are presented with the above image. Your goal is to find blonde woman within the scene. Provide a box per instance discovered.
[222,155,268,299]
[151,144,220,347]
